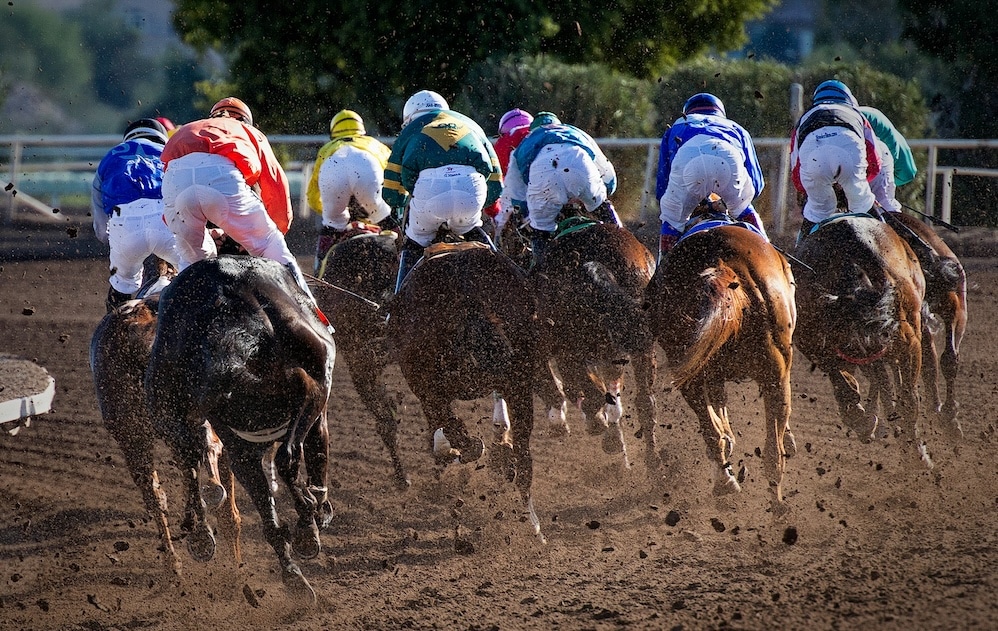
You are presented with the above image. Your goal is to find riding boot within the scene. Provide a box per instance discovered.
[462,225,498,251]
[314,225,346,275]
[105,286,132,313]
[529,229,554,270]
[795,218,816,248]
[394,239,425,294]
[593,200,623,227]
[657,224,682,266]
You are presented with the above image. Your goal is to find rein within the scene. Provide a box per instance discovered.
[304,273,381,310]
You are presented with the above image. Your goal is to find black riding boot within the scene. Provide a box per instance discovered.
[394,239,425,294]
[593,200,623,227]
[462,225,498,251]
[314,225,346,274]
[530,229,555,270]
[106,286,132,313]
[795,218,816,248]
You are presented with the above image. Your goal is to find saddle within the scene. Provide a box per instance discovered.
[677,194,765,245]
[424,240,491,260]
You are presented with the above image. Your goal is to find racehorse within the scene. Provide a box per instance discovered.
[145,256,335,602]
[794,213,928,463]
[531,219,659,472]
[90,257,243,574]
[646,221,797,512]
[386,242,543,539]
[885,211,967,437]
[313,227,410,488]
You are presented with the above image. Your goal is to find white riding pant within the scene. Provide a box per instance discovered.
[798,128,876,222]
[659,135,754,231]
[526,144,607,233]
[318,145,392,229]
[106,198,180,294]
[405,165,487,247]
[162,152,297,271]
[869,137,902,213]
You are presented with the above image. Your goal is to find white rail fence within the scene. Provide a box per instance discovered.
[3,134,998,233]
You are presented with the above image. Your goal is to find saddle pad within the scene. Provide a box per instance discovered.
[678,219,765,244]
[815,211,880,234]
[555,215,599,239]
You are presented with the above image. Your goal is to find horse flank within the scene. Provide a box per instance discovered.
[669,262,749,389]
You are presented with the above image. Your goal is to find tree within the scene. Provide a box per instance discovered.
[171,0,778,134]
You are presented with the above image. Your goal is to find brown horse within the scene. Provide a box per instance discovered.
[794,213,929,463]
[145,256,335,602]
[885,212,967,437]
[531,220,659,472]
[313,230,410,488]
[646,223,797,511]
[90,257,242,574]
[386,242,543,539]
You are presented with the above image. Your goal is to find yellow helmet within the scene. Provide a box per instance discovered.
[329,109,365,139]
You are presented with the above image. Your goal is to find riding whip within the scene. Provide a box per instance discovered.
[899,202,960,233]
[304,273,381,310]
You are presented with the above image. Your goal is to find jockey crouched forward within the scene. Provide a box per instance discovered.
[160,97,326,318]
[383,90,503,293]
[308,109,398,273]
[92,118,181,312]
[790,80,883,245]
[656,92,767,263]
[496,112,621,270]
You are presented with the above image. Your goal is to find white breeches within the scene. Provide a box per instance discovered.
[406,165,487,247]
[526,144,607,232]
[318,146,392,229]
[659,135,754,231]
[106,198,180,294]
[162,152,296,270]
[869,138,901,213]
[798,128,876,222]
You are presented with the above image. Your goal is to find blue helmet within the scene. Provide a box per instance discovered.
[812,80,857,106]
[683,93,725,117]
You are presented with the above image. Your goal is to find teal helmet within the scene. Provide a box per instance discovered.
[529,111,561,130]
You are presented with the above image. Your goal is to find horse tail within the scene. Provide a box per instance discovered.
[826,262,899,357]
[671,262,749,389]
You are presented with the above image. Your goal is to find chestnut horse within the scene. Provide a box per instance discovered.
[313,230,410,488]
[794,213,929,463]
[885,212,967,437]
[531,220,659,472]
[647,223,797,511]
[90,257,242,574]
[145,256,335,602]
[386,242,543,539]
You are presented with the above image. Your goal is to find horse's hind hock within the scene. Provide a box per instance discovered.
[187,521,217,562]
[713,462,742,496]
[308,485,333,530]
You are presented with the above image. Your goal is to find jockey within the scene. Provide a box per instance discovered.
[859,105,917,213]
[307,109,396,273]
[160,97,319,306]
[383,89,503,293]
[497,112,619,269]
[489,108,533,225]
[91,117,181,312]
[790,80,882,244]
[154,116,178,138]
[656,92,766,261]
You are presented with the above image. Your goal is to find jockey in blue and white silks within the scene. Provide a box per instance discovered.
[656,93,766,260]
[91,118,180,311]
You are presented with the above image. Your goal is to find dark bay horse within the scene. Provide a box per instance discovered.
[646,223,797,512]
[145,256,335,602]
[386,242,543,539]
[90,257,242,574]
[531,220,659,472]
[313,230,410,488]
[794,214,929,464]
[886,211,967,437]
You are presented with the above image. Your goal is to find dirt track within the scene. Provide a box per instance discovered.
[1,242,996,630]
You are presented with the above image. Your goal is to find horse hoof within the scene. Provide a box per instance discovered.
[316,500,334,531]
[187,523,216,562]
[201,482,227,510]
[292,521,321,560]
[458,437,485,464]
[548,420,570,438]
[282,565,317,604]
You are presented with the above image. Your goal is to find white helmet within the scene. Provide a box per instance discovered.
[402,90,448,127]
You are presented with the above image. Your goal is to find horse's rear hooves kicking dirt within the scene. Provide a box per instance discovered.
[187,523,216,562]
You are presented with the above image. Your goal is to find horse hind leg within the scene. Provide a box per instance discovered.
[212,448,242,564]
[345,351,410,489]
[631,349,660,475]
[682,378,740,496]
[487,392,516,482]
[938,295,966,437]
[760,372,793,517]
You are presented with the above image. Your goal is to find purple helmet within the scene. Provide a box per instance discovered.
[498,109,533,136]
[683,93,725,117]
